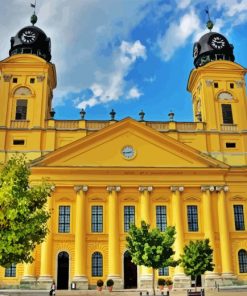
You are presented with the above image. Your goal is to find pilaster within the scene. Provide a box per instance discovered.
[72,185,89,289]
[107,186,123,288]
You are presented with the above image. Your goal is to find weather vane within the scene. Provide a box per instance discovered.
[205,6,214,31]
[30,0,38,25]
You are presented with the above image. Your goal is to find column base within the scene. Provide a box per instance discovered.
[37,276,53,289]
[204,272,221,287]
[20,276,37,289]
[72,276,88,290]
[221,273,237,285]
[139,274,152,289]
[173,273,191,288]
[107,275,123,289]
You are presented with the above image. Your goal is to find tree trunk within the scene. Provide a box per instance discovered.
[195,275,197,292]
[152,268,156,296]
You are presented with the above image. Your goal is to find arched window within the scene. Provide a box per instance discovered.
[92,252,103,277]
[14,87,32,120]
[221,104,233,124]
[238,249,247,273]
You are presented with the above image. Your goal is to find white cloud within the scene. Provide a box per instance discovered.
[127,87,143,99]
[176,0,192,9]
[76,40,146,109]
[157,9,200,61]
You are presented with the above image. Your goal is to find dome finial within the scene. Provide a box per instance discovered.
[30,1,38,25]
[205,6,214,31]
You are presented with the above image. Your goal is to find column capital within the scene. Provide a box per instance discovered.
[201,185,215,192]
[106,186,121,193]
[74,185,88,193]
[138,186,153,192]
[170,186,184,192]
[215,185,229,192]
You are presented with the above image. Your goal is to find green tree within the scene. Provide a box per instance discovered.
[180,239,214,290]
[0,154,52,267]
[126,221,178,295]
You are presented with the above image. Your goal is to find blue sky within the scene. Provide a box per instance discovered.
[1,0,247,121]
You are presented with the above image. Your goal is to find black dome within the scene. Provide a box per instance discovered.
[193,31,234,68]
[9,25,51,62]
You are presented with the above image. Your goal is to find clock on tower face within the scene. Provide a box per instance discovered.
[121,145,136,160]
[193,43,201,58]
[20,29,38,44]
[209,34,227,50]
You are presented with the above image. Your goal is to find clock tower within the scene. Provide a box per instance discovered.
[0,13,56,163]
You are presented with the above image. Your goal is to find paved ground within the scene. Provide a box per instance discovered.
[1,288,247,296]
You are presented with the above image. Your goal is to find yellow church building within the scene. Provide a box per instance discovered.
[0,13,247,290]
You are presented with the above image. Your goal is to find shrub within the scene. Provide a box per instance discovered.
[166,279,173,286]
[106,279,114,287]
[158,278,166,286]
[97,279,104,287]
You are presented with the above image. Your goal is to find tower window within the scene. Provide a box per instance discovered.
[214,82,218,88]
[30,78,35,84]
[12,78,18,83]
[221,104,233,124]
[226,142,236,148]
[13,139,25,145]
[230,83,234,89]
[15,99,27,120]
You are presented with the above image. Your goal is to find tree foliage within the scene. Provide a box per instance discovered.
[126,221,178,295]
[0,154,52,267]
[180,239,214,287]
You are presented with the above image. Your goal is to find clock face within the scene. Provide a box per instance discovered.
[121,145,136,160]
[20,29,37,44]
[193,43,201,58]
[209,34,227,50]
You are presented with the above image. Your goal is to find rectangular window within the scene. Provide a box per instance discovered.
[230,83,234,89]
[13,139,25,145]
[214,82,218,88]
[221,104,233,124]
[5,264,16,277]
[12,78,18,83]
[234,205,245,231]
[226,142,236,148]
[58,206,70,233]
[30,78,35,84]
[156,206,167,231]
[124,206,135,232]
[187,205,198,232]
[15,99,27,120]
[91,206,103,232]
[159,267,169,276]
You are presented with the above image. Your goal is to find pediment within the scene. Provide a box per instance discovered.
[32,118,228,169]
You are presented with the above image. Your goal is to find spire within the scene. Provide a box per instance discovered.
[205,7,214,31]
[30,1,38,25]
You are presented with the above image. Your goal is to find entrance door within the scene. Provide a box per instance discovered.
[57,251,69,289]
[124,251,137,289]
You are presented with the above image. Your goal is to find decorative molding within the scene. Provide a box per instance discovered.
[215,185,229,192]
[37,75,45,82]
[14,86,32,96]
[74,185,88,193]
[170,186,184,192]
[3,74,12,82]
[236,80,244,88]
[106,186,121,193]
[201,185,215,192]
[230,195,247,201]
[205,80,213,87]
[138,186,153,192]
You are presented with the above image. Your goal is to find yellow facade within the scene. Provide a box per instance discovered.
[1,26,247,290]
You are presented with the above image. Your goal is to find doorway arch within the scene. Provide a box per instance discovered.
[124,251,137,289]
[57,251,69,289]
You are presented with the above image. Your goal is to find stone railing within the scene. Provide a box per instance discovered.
[146,122,169,131]
[221,124,238,132]
[10,120,30,128]
[55,120,80,129]
[86,121,110,130]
